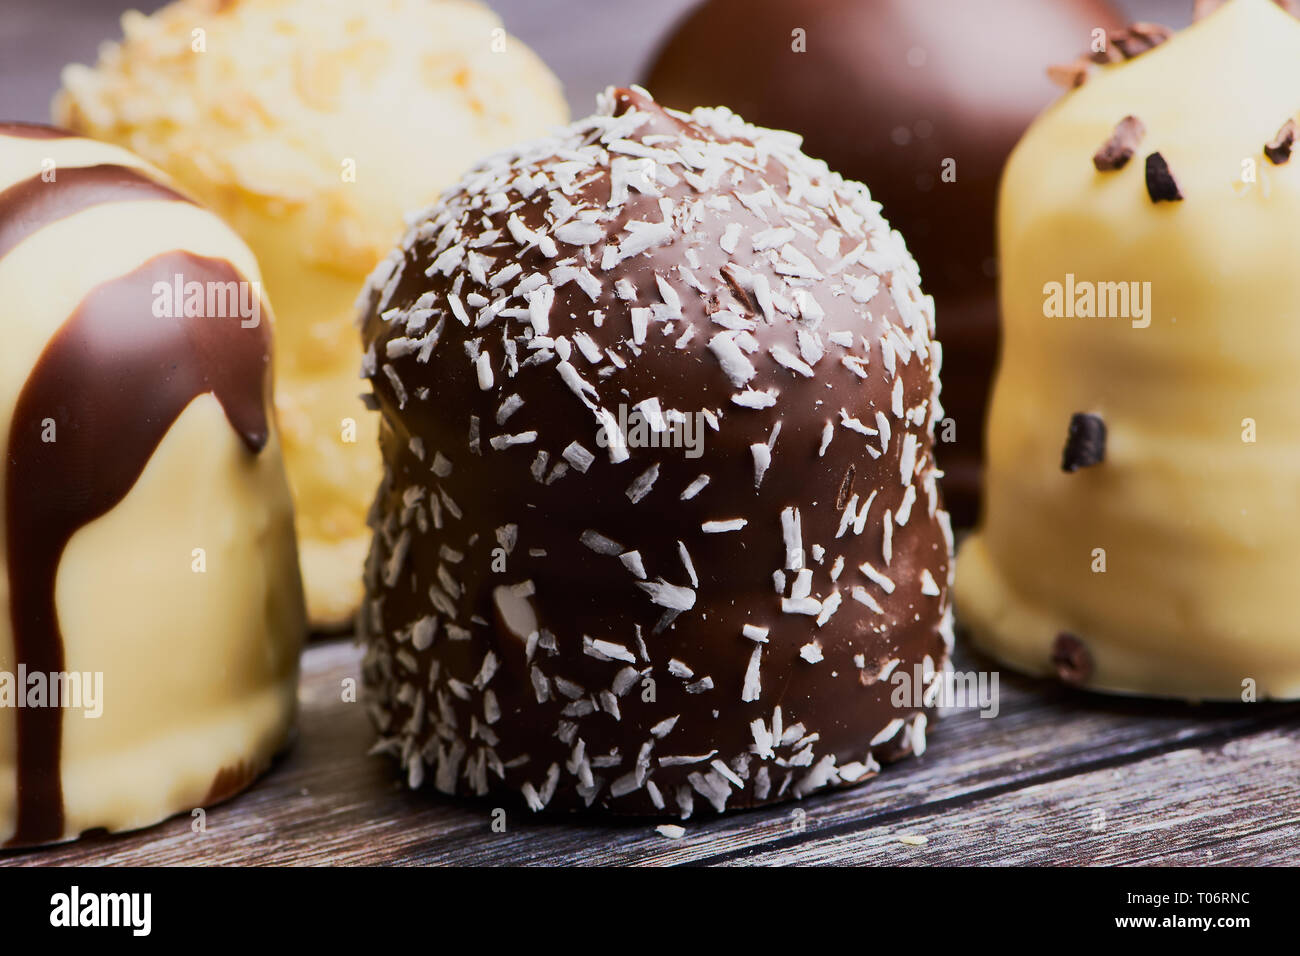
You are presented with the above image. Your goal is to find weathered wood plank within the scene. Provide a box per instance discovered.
[709,728,1300,866]
[396,665,1300,866]
[4,638,1296,866]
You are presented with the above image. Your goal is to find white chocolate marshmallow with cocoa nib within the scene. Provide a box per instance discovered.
[958,0,1300,700]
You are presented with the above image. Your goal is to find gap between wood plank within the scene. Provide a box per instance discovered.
[672,708,1300,866]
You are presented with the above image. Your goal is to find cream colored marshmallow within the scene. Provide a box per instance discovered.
[54,0,570,627]
[0,129,304,845]
[957,0,1300,700]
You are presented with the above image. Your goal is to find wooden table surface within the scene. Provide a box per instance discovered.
[4,634,1298,866]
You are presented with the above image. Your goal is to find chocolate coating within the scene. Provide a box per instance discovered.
[0,128,272,845]
[358,90,953,816]
[0,164,192,259]
[645,0,1125,524]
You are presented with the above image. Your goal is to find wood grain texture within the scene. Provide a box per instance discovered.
[717,730,1300,866]
[3,637,1297,866]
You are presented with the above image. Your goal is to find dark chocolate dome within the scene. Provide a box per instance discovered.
[358,89,952,816]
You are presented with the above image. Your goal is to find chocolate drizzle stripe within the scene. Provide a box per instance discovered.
[4,251,270,846]
[0,164,192,262]
[0,123,77,141]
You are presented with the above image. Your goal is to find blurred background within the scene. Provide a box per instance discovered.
[3,0,1195,120]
